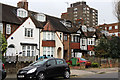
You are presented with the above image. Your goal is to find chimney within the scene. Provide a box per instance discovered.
[17,0,28,10]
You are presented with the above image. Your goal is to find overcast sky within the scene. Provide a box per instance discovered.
[0,0,118,25]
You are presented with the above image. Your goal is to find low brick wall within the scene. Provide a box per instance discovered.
[5,62,32,74]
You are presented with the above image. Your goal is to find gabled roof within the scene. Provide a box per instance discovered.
[43,21,55,31]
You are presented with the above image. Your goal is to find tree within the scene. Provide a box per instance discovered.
[94,37,109,58]
[114,0,120,22]
[0,32,7,60]
[94,36,120,59]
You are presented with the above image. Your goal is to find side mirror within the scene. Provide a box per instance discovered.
[46,64,51,67]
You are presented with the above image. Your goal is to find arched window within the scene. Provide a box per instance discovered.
[17,8,28,18]
[8,44,15,48]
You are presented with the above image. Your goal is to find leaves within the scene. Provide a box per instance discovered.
[0,32,7,55]
[94,36,120,58]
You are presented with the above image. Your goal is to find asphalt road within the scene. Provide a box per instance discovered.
[5,72,119,80]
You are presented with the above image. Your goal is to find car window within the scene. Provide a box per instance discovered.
[56,59,64,64]
[47,60,56,66]
[80,58,86,61]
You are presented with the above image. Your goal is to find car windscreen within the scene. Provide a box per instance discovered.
[80,58,86,61]
[30,59,48,66]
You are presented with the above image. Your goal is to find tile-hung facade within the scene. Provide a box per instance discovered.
[96,23,120,37]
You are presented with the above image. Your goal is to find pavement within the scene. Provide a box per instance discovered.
[70,67,118,77]
[5,67,119,79]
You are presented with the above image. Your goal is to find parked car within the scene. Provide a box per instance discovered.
[0,59,6,80]
[17,58,70,80]
[66,57,91,68]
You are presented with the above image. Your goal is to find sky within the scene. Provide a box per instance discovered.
[0,0,118,25]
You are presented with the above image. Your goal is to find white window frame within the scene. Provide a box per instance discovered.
[115,26,118,29]
[25,28,33,38]
[22,46,26,56]
[109,26,112,30]
[0,23,3,33]
[43,32,55,40]
[43,47,54,57]
[17,8,28,18]
[6,24,11,34]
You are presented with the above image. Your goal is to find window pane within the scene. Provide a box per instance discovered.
[25,28,27,36]
[31,29,33,37]
[0,23,3,33]
[56,60,64,64]
[47,60,56,66]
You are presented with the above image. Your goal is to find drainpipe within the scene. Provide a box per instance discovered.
[39,29,41,59]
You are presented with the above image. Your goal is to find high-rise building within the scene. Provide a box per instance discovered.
[61,1,98,27]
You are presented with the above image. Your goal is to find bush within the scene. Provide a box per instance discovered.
[91,63,99,68]
[67,62,71,66]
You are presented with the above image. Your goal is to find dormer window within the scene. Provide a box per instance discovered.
[82,25,87,32]
[17,8,28,18]
[36,13,46,22]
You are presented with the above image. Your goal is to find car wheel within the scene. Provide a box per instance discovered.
[37,73,45,80]
[64,71,70,79]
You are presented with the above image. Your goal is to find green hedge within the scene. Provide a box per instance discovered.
[91,62,99,68]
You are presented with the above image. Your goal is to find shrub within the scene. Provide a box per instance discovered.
[91,62,99,68]
[67,62,71,66]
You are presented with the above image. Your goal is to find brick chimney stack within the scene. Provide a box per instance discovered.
[17,0,28,10]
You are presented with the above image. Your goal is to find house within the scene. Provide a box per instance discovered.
[0,0,72,61]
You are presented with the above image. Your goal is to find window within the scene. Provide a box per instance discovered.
[109,26,112,30]
[43,32,55,40]
[36,13,46,22]
[115,26,118,29]
[22,46,26,56]
[64,34,68,41]
[25,28,33,37]
[60,33,62,40]
[6,24,11,34]
[31,46,34,56]
[0,23,3,33]
[82,39,86,45]
[43,47,54,57]
[74,8,77,11]
[73,35,80,43]
[22,45,35,57]
[88,38,94,45]
[17,8,28,18]
[47,60,56,66]
[27,46,30,57]
[56,59,64,64]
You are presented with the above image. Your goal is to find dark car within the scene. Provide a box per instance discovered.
[0,59,6,80]
[17,58,70,80]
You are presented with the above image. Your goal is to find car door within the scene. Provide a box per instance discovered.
[56,59,66,76]
[45,59,57,77]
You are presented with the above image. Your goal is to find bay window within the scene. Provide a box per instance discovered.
[22,45,35,57]
[43,47,54,57]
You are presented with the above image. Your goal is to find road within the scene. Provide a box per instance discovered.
[5,72,119,80]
